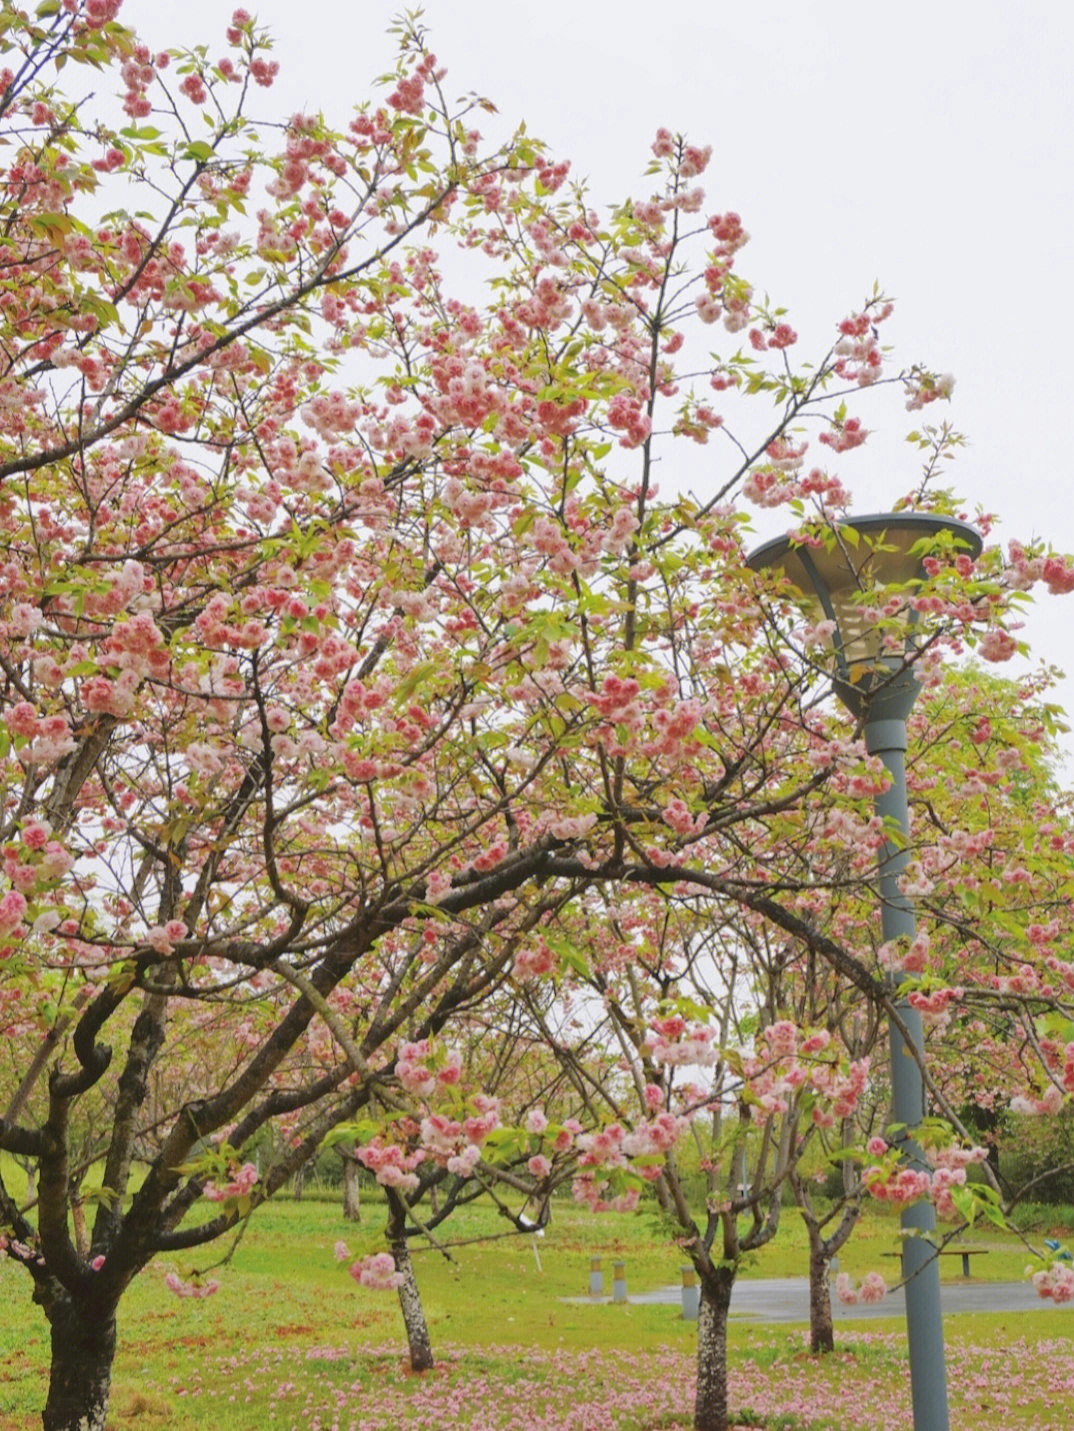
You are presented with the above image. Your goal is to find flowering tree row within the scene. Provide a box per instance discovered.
[0,5,1070,1431]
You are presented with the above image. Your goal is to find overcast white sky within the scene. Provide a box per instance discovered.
[123,0,1074,742]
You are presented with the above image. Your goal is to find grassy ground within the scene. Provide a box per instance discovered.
[2,1193,1073,1429]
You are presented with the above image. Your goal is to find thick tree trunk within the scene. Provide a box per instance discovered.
[808,1246,835,1354]
[393,1243,434,1372]
[342,1153,361,1222]
[385,1188,433,1372]
[694,1267,734,1431]
[42,1297,117,1431]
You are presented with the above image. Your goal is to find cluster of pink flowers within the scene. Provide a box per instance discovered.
[118,39,157,118]
[819,416,868,452]
[606,393,652,450]
[4,701,76,767]
[144,919,188,956]
[75,0,124,29]
[645,1015,719,1068]
[543,812,598,842]
[861,1153,981,1219]
[513,937,556,980]
[930,1145,989,1171]
[571,1173,640,1215]
[0,890,27,938]
[836,1271,887,1305]
[877,932,931,975]
[743,462,849,511]
[348,1252,404,1291]
[1011,1084,1065,1116]
[661,798,707,838]
[990,539,1074,600]
[863,1164,930,1204]
[1033,1262,1074,1303]
[356,1140,422,1193]
[387,49,442,115]
[905,985,963,1025]
[164,1272,220,1299]
[904,369,955,410]
[749,322,797,351]
[977,629,1019,662]
[833,306,893,385]
[742,1027,868,1128]
[3,823,75,897]
[928,1166,968,1220]
[203,1161,258,1203]
[620,1112,686,1170]
[395,1039,438,1096]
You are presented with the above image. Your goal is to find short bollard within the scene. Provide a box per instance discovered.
[613,1260,627,1303]
[681,1265,699,1322]
[589,1256,603,1297]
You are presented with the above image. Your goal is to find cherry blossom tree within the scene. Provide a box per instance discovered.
[521,889,886,1430]
[0,5,1067,1431]
[326,996,580,1373]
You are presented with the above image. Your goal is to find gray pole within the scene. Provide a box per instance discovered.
[863,682,949,1431]
[745,512,982,1431]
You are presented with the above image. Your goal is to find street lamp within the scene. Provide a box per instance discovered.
[747,512,983,1431]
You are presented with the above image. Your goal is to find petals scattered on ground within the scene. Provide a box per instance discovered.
[146,1332,1074,1430]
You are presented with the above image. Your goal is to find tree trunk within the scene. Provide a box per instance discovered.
[694,1266,734,1431]
[342,1152,361,1222]
[42,1297,117,1431]
[808,1245,835,1354]
[393,1243,434,1372]
[292,1163,304,1202]
[70,1195,89,1261]
[385,1188,433,1372]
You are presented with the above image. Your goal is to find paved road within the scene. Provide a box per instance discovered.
[567,1277,1074,1322]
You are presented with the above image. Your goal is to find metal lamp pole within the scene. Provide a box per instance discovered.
[747,513,982,1431]
[855,661,949,1431]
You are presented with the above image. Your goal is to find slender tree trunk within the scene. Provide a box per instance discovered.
[342,1152,361,1221]
[694,1266,734,1431]
[385,1188,433,1372]
[42,1296,117,1431]
[292,1163,304,1202]
[808,1245,835,1354]
[393,1245,434,1372]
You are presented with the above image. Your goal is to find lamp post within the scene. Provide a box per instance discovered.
[747,512,983,1431]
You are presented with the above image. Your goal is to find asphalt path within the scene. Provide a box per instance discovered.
[567,1277,1073,1322]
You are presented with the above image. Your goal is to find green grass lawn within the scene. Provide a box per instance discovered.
[2,1193,1074,1429]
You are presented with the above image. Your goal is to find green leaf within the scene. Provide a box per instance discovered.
[978,1199,1008,1232]
[950,1185,977,1225]
[392,659,439,705]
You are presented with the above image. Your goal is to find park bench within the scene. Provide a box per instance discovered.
[884,1244,990,1278]
[940,1245,989,1278]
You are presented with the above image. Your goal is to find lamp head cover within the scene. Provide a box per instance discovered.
[746,512,983,719]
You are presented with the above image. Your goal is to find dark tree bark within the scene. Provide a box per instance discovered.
[292,1162,305,1202]
[694,1265,735,1431]
[385,1187,433,1373]
[790,1159,861,1356]
[808,1242,835,1354]
[342,1150,361,1221]
[41,1296,117,1431]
